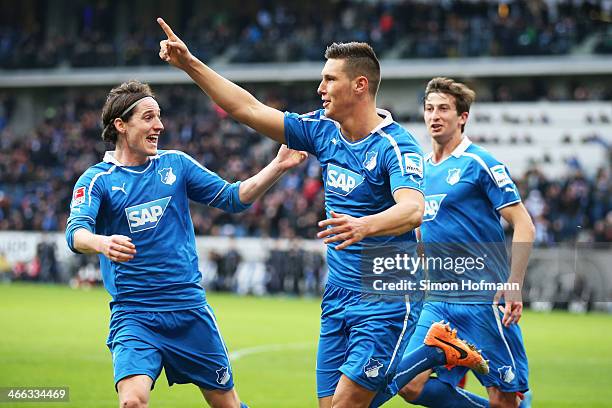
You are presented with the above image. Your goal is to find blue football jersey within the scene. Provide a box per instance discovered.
[420,138,521,300]
[284,109,425,292]
[65,150,249,312]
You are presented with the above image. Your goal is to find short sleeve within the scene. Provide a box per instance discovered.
[65,168,107,252]
[284,111,321,156]
[179,152,250,213]
[478,157,521,210]
[179,152,230,205]
[382,135,425,196]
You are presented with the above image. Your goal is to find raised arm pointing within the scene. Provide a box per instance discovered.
[157,17,286,144]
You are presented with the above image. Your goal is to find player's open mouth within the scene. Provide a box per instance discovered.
[146,135,159,145]
[322,101,330,108]
[431,124,443,131]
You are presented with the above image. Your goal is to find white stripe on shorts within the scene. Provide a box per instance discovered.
[385,296,411,376]
[491,304,516,369]
[204,305,232,368]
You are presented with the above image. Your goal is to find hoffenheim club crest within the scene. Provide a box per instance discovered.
[363,151,378,171]
[446,168,461,185]
[158,167,176,185]
[216,366,230,385]
[363,358,383,378]
[498,365,515,383]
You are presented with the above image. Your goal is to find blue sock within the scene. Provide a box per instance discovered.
[393,345,446,391]
[412,378,489,407]
[370,345,446,407]
[519,390,532,408]
[240,403,249,408]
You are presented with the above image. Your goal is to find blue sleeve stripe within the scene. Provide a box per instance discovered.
[87,165,116,206]
[378,130,405,176]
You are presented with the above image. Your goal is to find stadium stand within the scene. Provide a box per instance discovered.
[1,87,610,245]
[0,0,610,306]
[1,0,610,68]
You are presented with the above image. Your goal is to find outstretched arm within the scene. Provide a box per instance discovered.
[238,145,308,204]
[157,17,286,143]
[317,188,424,250]
[496,202,535,327]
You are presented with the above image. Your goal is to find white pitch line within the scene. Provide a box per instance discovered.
[230,342,314,361]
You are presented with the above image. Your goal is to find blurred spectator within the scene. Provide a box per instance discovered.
[0,251,11,281]
[36,237,59,282]
[516,167,612,243]
[214,242,242,292]
[1,82,610,244]
[1,0,609,69]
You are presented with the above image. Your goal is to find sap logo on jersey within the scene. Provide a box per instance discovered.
[423,194,447,222]
[125,196,172,233]
[326,164,364,196]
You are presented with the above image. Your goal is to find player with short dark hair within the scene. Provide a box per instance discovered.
[157,18,487,408]
[371,77,535,408]
[65,80,307,408]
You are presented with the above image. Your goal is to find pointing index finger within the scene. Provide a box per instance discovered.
[157,17,177,39]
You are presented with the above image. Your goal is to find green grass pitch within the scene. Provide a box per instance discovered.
[1,283,611,407]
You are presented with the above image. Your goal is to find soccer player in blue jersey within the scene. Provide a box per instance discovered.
[65,80,308,408]
[157,18,487,408]
[371,77,535,408]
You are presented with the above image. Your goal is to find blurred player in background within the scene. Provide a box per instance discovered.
[371,77,535,407]
[65,80,307,408]
[157,17,487,408]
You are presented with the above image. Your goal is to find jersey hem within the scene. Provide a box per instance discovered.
[496,199,521,211]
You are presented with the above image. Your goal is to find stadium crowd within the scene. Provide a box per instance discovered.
[1,0,610,69]
[1,85,610,245]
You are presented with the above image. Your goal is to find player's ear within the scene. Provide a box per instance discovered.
[458,111,469,126]
[113,117,127,135]
[354,75,369,95]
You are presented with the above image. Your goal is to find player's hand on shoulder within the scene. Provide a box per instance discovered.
[274,145,308,171]
[157,17,192,70]
[317,211,371,251]
[99,235,137,263]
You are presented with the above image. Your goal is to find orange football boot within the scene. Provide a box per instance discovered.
[424,321,489,375]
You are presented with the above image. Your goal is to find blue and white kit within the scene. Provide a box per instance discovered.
[285,108,425,396]
[65,150,249,389]
[413,137,529,392]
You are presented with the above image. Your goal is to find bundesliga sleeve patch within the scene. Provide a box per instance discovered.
[72,186,86,206]
[404,153,424,178]
[490,164,512,187]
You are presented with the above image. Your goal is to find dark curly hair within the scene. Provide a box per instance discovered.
[101,80,155,144]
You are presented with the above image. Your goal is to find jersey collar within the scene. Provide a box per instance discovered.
[103,151,159,167]
[451,136,472,157]
[425,136,472,163]
[335,108,394,145]
[372,108,394,134]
